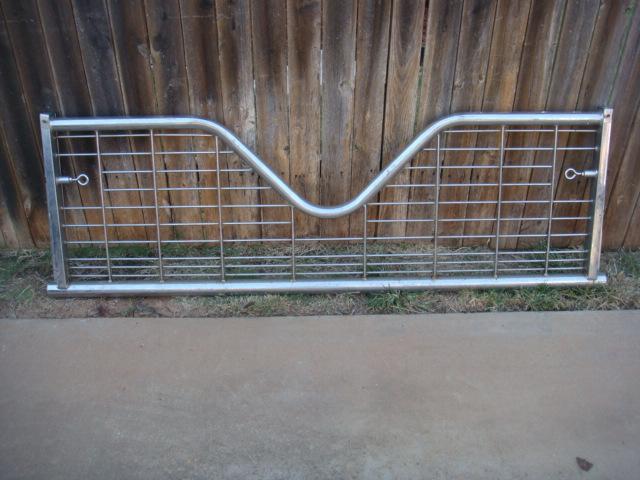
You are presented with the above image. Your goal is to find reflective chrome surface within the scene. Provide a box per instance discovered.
[42,111,610,296]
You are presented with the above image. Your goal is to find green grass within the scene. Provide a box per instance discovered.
[0,250,51,302]
[0,248,639,318]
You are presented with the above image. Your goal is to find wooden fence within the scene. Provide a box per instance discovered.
[1,0,639,249]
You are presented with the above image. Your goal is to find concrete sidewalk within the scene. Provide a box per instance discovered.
[1,311,639,479]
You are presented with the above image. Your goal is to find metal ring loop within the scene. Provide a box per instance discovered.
[76,174,89,186]
[564,168,579,181]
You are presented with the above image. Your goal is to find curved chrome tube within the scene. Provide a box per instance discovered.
[50,111,604,218]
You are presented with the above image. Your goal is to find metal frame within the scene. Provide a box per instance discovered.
[41,110,611,297]
[587,108,612,280]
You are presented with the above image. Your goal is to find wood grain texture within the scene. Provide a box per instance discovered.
[215,0,260,240]
[71,0,148,242]
[519,0,600,248]
[500,0,566,249]
[463,0,531,246]
[603,2,640,248]
[287,0,322,237]
[320,0,357,238]
[349,0,391,238]
[106,0,159,241]
[407,0,464,238]
[437,0,497,245]
[252,0,290,240]
[0,1,639,248]
[615,104,640,247]
[144,0,204,241]
[0,0,51,245]
[180,0,226,243]
[0,124,32,247]
[376,0,426,239]
[38,0,102,243]
[543,0,634,243]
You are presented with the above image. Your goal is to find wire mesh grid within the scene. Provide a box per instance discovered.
[49,120,601,290]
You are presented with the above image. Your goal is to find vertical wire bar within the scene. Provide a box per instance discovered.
[150,129,164,281]
[494,126,505,278]
[41,114,69,288]
[363,205,368,278]
[56,136,69,230]
[290,206,296,280]
[544,125,559,275]
[95,131,112,282]
[432,134,441,279]
[587,108,612,280]
[215,136,226,281]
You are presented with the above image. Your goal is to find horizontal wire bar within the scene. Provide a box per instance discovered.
[386,182,551,188]
[222,238,290,243]
[225,272,291,277]
[368,218,434,223]
[225,255,290,260]
[68,257,158,262]
[58,198,591,212]
[420,146,595,152]
[367,201,434,206]
[225,263,290,269]
[367,261,431,267]
[162,273,222,278]
[360,215,590,225]
[295,262,362,268]
[56,132,218,139]
[162,265,221,270]
[297,253,362,259]
[56,150,234,157]
[368,235,435,241]
[101,168,247,174]
[295,271,363,276]
[63,221,221,228]
[295,237,363,242]
[439,128,596,134]
[222,220,291,226]
[366,269,432,275]
[405,164,553,170]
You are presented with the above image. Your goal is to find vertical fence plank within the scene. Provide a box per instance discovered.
[616,105,640,247]
[348,0,392,238]
[180,0,226,244]
[1,0,640,249]
[500,0,566,249]
[320,0,357,238]
[519,0,600,248]
[144,0,203,242]
[71,0,148,242]
[462,0,531,246]
[542,0,634,243]
[287,0,322,237]
[106,0,159,241]
[0,2,50,246]
[0,129,31,247]
[252,0,291,239]
[624,204,640,248]
[603,3,640,248]
[377,0,427,239]
[108,0,157,116]
[407,0,464,239]
[437,0,497,244]
[38,0,106,243]
[215,0,260,240]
